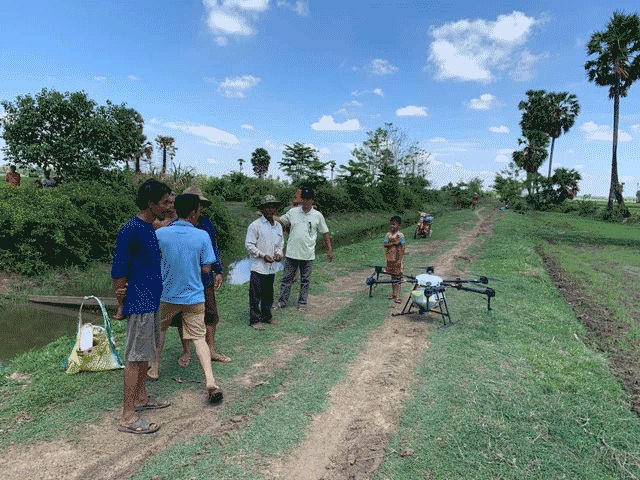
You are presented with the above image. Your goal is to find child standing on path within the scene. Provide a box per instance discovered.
[384,216,405,303]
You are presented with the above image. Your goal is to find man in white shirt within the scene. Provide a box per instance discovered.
[245,195,285,330]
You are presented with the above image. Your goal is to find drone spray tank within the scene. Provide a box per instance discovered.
[411,273,445,314]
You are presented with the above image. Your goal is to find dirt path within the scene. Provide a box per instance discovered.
[1,208,496,480]
[265,208,495,480]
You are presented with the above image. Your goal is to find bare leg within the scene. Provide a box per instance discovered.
[192,338,218,391]
[206,324,215,356]
[147,330,166,380]
[177,325,192,367]
[122,360,148,421]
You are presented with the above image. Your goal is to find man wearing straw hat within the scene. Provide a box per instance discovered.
[245,195,284,330]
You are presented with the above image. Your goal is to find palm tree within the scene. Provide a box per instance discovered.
[237,158,245,172]
[518,90,580,178]
[155,136,177,174]
[135,139,153,173]
[585,11,640,212]
[328,160,336,181]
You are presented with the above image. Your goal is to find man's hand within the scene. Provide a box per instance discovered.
[327,248,333,262]
[273,253,282,262]
[264,255,274,263]
[214,273,223,291]
[112,277,128,320]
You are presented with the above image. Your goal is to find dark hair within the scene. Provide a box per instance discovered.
[135,178,171,210]
[390,216,402,224]
[9,165,16,170]
[175,194,201,218]
[300,187,315,199]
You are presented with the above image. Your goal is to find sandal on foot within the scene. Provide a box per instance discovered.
[135,395,171,412]
[270,303,284,311]
[296,305,307,312]
[207,388,224,404]
[118,416,160,434]
[177,355,191,368]
[394,298,402,304]
[211,352,231,363]
[387,295,395,300]
[146,367,159,381]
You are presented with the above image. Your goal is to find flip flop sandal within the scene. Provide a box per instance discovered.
[211,352,232,363]
[270,304,283,311]
[135,395,171,412]
[118,417,160,434]
[207,388,224,405]
[394,299,402,304]
[296,306,307,312]
[146,367,159,381]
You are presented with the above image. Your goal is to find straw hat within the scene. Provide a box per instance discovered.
[182,186,211,207]
[258,195,282,209]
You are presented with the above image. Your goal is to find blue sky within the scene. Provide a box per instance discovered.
[1,0,639,196]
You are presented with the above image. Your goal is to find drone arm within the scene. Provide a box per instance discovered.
[445,284,495,311]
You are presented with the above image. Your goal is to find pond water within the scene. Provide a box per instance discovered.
[0,303,81,367]
[226,257,283,285]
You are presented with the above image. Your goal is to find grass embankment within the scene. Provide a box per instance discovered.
[377,209,640,479]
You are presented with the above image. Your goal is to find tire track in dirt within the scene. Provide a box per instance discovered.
[264,208,496,480]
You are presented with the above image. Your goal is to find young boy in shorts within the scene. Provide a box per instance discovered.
[384,216,405,303]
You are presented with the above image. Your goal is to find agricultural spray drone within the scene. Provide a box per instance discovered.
[365,266,496,327]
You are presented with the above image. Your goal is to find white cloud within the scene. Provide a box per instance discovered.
[265,139,278,149]
[371,59,399,75]
[217,75,260,98]
[351,88,384,97]
[489,125,510,134]
[207,158,219,164]
[345,100,361,107]
[311,115,360,131]
[335,107,348,116]
[428,11,539,82]
[455,161,463,167]
[566,149,574,153]
[509,49,549,81]
[241,124,254,130]
[429,137,447,143]
[498,148,515,155]
[396,105,428,117]
[276,1,309,16]
[495,154,510,163]
[631,124,640,131]
[94,76,106,81]
[468,93,500,110]
[127,75,140,81]
[159,120,240,145]
[203,0,271,44]
[574,164,583,169]
[304,144,331,157]
[580,121,632,142]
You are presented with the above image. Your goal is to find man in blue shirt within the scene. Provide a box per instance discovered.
[112,178,172,434]
[151,193,223,404]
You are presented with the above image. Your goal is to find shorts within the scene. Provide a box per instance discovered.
[168,287,219,327]
[125,310,161,362]
[160,302,206,340]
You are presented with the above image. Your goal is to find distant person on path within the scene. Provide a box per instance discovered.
[384,216,405,304]
[111,178,172,434]
[4,165,21,187]
[273,187,332,312]
[471,192,479,211]
[41,170,56,188]
[245,195,284,330]
[150,193,223,404]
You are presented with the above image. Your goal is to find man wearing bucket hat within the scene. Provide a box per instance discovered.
[245,195,284,330]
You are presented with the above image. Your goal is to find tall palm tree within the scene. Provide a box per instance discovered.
[155,136,177,174]
[518,90,580,178]
[585,11,640,211]
[237,158,244,172]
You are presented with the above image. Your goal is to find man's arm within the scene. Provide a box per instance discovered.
[323,232,333,262]
[201,264,211,274]
[112,277,128,320]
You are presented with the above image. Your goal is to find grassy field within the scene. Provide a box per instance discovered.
[2,202,640,478]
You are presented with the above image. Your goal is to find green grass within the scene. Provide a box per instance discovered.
[4,204,640,479]
[376,209,640,479]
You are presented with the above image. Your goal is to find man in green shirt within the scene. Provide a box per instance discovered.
[273,187,333,312]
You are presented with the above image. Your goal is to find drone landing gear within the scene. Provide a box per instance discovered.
[392,284,458,328]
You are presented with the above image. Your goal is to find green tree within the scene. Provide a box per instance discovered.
[585,11,640,212]
[1,88,144,178]
[512,130,550,200]
[518,90,580,177]
[279,143,328,187]
[155,136,177,174]
[132,114,153,173]
[493,161,525,202]
[552,167,582,202]
[328,160,336,181]
[237,158,245,173]
[336,159,373,187]
[251,147,271,178]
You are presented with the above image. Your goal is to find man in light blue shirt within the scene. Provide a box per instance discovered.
[149,193,222,404]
